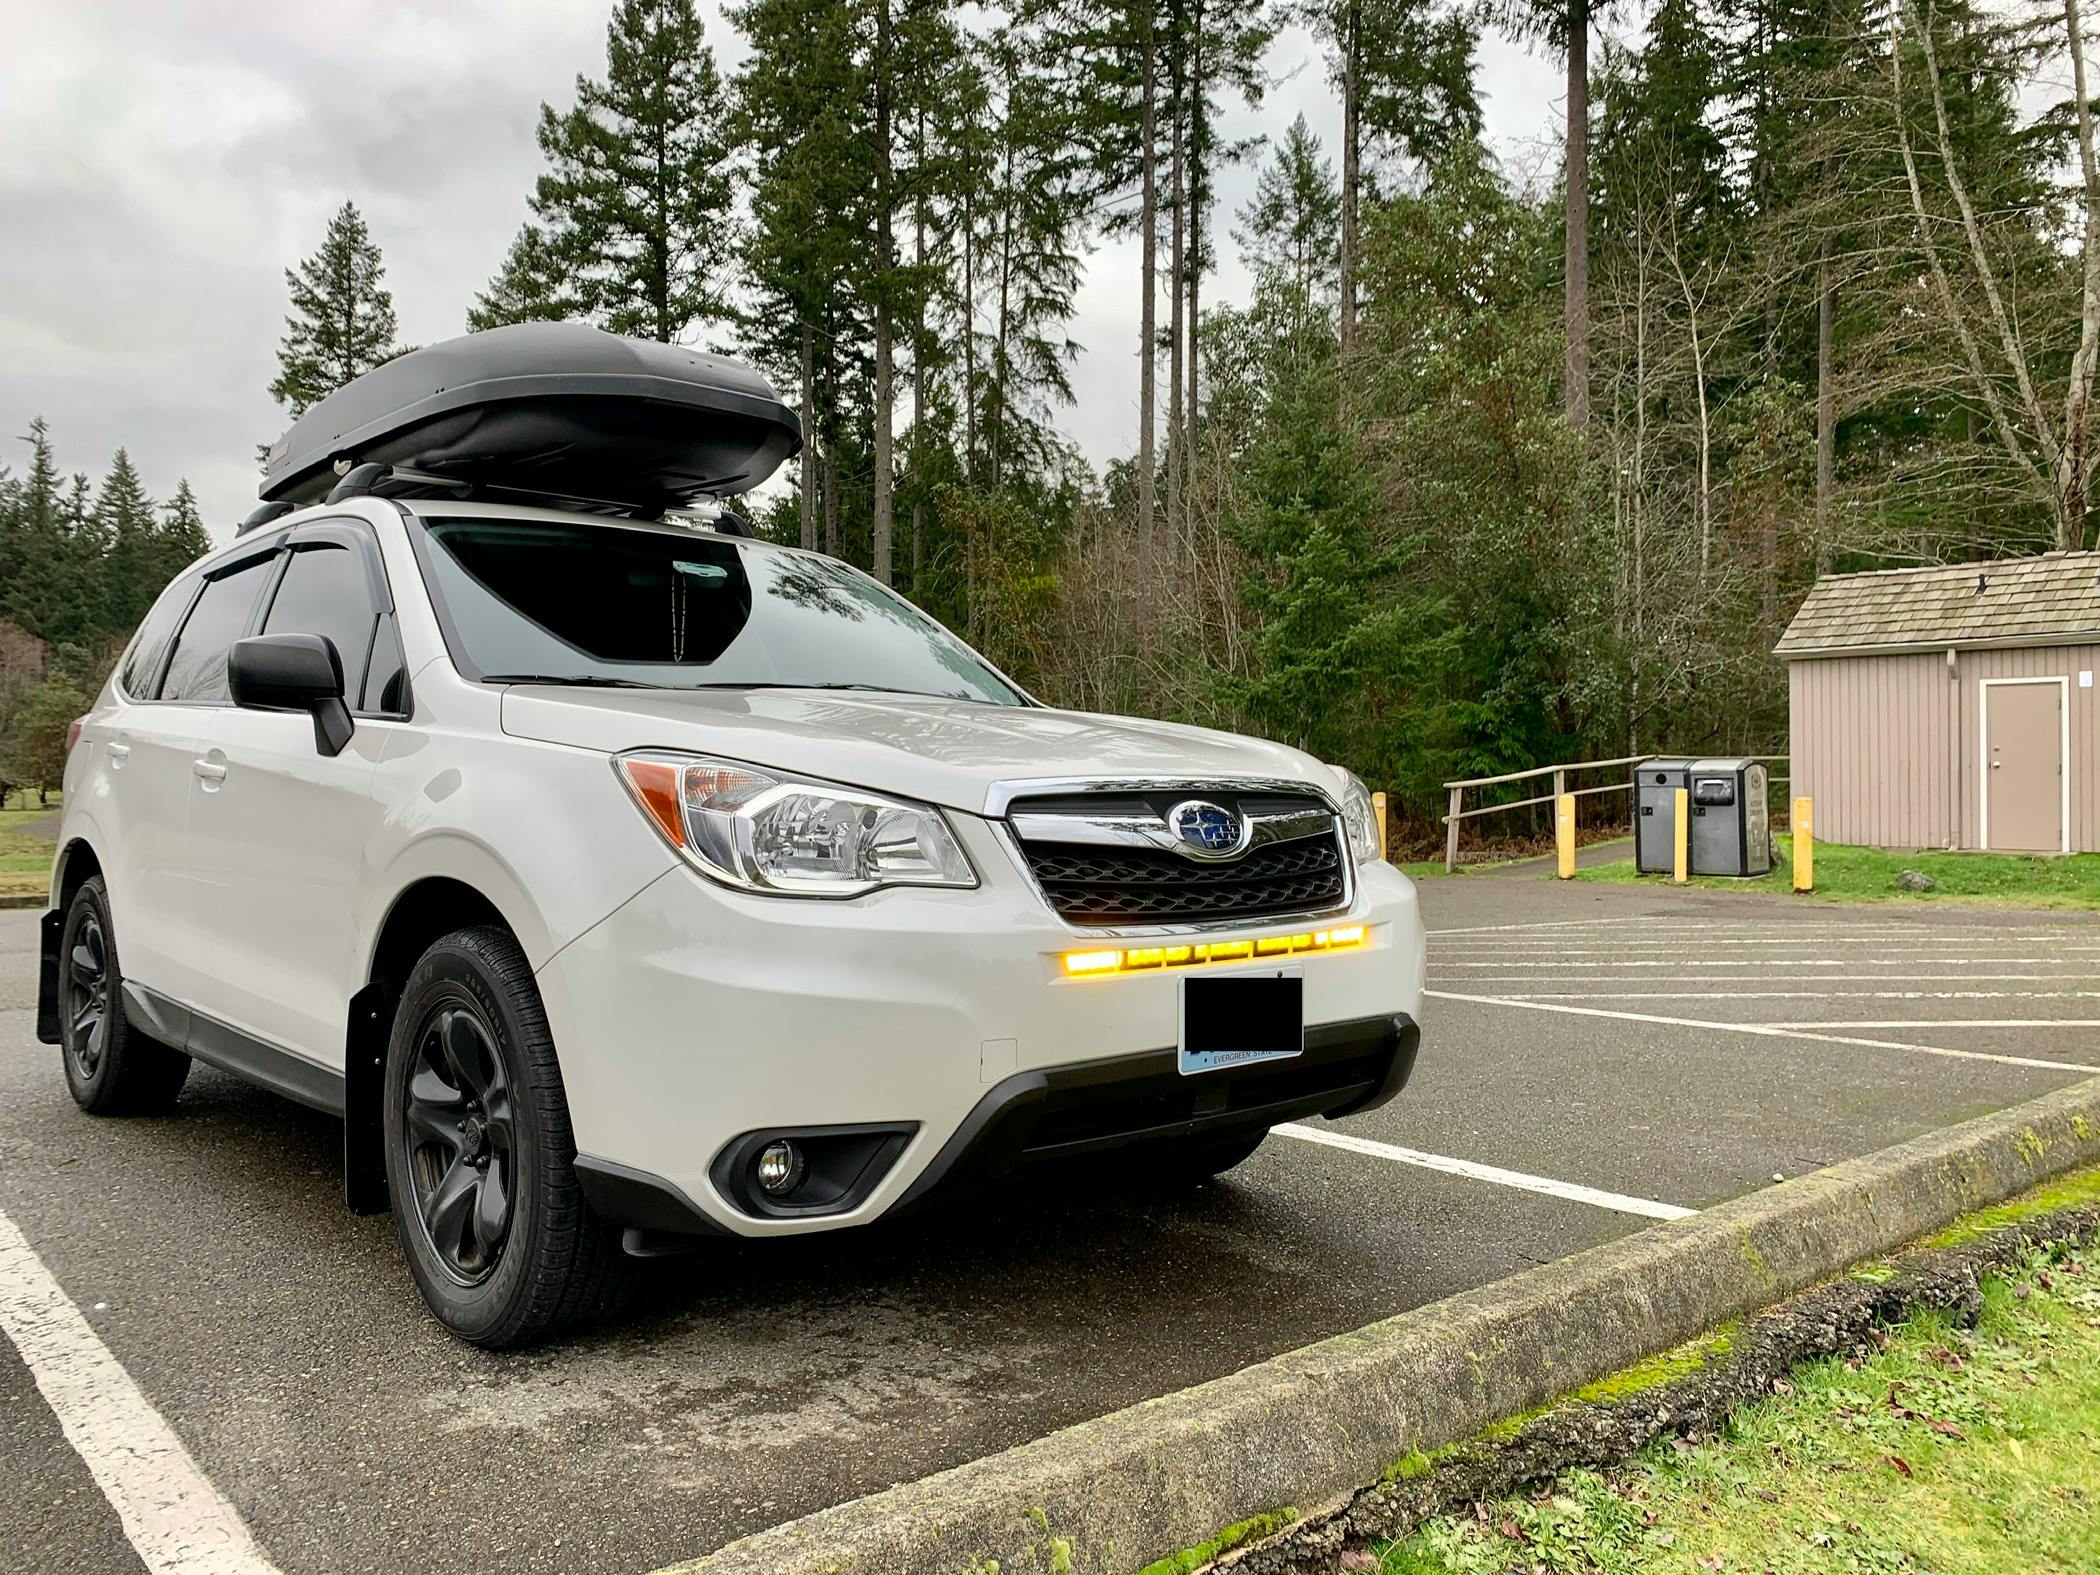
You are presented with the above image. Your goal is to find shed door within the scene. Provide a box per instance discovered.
[1983,680,2065,852]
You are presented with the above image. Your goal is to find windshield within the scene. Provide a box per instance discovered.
[414,518,1026,705]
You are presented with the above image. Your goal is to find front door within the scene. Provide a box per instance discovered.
[184,524,397,1068]
[1984,680,2065,852]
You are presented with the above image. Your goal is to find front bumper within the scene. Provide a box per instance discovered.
[535,822,1426,1240]
[576,1011,1419,1242]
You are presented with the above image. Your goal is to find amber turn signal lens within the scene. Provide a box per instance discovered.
[619,757,687,850]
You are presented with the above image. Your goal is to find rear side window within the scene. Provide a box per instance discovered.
[262,544,377,709]
[118,579,195,699]
[160,555,275,704]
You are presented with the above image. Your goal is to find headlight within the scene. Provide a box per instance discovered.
[615,750,977,897]
[1331,768,1382,867]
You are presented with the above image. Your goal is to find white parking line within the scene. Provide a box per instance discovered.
[1434,974,2096,987]
[1770,1020,2100,1030]
[1474,989,2100,1002]
[1430,941,2100,953]
[1436,957,2081,969]
[1426,991,2100,1076]
[0,1205,278,1575]
[1273,1123,1695,1220]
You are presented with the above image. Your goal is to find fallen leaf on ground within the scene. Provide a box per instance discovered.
[1885,1455,1914,1477]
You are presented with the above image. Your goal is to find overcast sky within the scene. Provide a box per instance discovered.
[0,1,1563,541]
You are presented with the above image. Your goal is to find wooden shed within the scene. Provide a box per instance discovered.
[1776,551,2100,854]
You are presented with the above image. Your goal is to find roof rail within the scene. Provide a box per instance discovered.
[237,500,297,536]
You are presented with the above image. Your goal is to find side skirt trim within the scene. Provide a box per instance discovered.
[122,981,347,1116]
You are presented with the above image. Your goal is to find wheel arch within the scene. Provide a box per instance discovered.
[343,873,520,1214]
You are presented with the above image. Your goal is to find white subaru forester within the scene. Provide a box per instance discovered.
[38,326,1426,1346]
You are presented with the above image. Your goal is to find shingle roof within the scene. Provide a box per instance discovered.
[1775,550,2100,656]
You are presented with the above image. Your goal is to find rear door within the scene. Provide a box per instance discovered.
[182,520,401,1065]
[88,574,205,1001]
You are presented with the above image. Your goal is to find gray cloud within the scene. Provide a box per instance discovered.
[2,2,1561,542]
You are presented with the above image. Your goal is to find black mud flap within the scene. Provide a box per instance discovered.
[343,981,393,1214]
[36,908,62,1045]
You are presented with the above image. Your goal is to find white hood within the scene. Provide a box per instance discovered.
[499,687,1337,815]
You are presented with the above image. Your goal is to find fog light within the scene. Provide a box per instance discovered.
[754,1140,806,1197]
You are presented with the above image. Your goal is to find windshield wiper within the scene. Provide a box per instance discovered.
[693,681,957,698]
[479,673,663,689]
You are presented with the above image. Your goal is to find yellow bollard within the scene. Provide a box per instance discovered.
[1793,796,1813,893]
[1371,791,1388,862]
[1556,793,1576,879]
[1673,787,1690,884]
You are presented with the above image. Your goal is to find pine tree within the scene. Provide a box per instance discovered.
[732,0,875,553]
[1296,0,1480,356]
[92,450,160,633]
[468,224,573,330]
[1235,114,1341,308]
[155,481,213,587]
[269,201,403,417]
[1499,0,1613,435]
[486,0,736,344]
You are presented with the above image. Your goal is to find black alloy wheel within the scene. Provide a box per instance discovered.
[382,924,630,1346]
[65,910,113,1085]
[56,874,190,1115]
[403,1003,516,1284]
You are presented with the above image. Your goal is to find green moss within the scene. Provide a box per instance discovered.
[1133,1509,1297,1575]
[1383,1449,1434,1483]
[1737,1229,1771,1281]
[1570,1323,1737,1405]
[1924,1163,2100,1248]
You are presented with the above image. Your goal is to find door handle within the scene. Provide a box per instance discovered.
[106,743,130,769]
[192,757,228,784]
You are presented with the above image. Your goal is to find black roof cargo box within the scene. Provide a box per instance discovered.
[260,323,803,512]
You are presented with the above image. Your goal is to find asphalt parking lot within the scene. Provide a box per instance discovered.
[4,879,2097,1574]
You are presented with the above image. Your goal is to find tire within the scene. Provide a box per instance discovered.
[57,876,190,1115]
[382,924,630,1347]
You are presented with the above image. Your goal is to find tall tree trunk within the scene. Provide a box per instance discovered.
[1168,4,1185,548]
[799,319,817,551]
[1815,242,1835,575]
[1338,0,1359,358]
[994,132,1014,491]
[911,135,927,594]
[962,188,979,487]
[2061,0,2100,549]
[1139,11,1159,567]
[1564,0,1591,436]
[871,0,895,584]
[1186,0,1203,540]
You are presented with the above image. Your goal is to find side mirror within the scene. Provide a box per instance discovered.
[228,634,354,757]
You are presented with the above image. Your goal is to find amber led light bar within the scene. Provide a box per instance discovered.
[1061,925,1367,978]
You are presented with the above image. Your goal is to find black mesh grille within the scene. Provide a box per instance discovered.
[1012,794,1347,926]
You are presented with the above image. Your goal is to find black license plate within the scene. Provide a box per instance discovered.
[1178,969,1304,1075]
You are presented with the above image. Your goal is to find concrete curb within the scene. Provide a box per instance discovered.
[664,1075,2100,1575]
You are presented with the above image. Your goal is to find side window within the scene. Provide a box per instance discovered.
[160,555,276,705]
[261,543,378,709]
[118,578,196,699]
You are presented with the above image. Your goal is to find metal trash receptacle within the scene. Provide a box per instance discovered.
[1686,759,1772,876]
[1635,758,1694,872]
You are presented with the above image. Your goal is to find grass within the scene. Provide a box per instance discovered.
[0,800,59,898]
[1571,833,2100,909]
[1377,1252,2100,1574]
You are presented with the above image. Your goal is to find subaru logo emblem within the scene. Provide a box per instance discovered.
[1168,799,1248,859]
